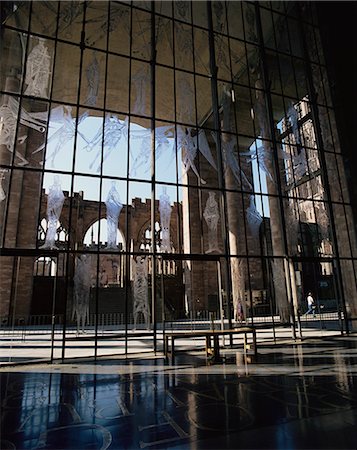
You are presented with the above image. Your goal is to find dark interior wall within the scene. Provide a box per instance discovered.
[315,2,357,231]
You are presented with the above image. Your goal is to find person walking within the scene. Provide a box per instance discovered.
[306,292,315,317]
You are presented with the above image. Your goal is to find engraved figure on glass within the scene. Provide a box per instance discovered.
[105,181,122,249]
[132,66,149,115]
[159,187,171,252]
[203,191,220,254]
[41,175,65,249]
[132,256,150,329]
[72,255,92,333]
[24,38,52,98]
[85,52,100,106]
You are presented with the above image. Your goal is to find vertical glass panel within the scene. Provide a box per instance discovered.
[215,34,231,82]
[101,178,126,250]
[242,2,259,45]
[130,61,150,117]
[128,181,153,250]
[180,186,203,254]
[212,1,227,34]
[71,176,101,250]
[174,1,191,23]
[30,2,58,36]
[248,257,274,324]
[39,172,71,251]
[156,17,173,66]
[229,38,248,84]
[303,25,319,65]
[315,200,332,249]
[42,103,80,173]
[23,35,55,100]
[325,153,343,203]
[155,183,177,254]
[246,193,265,255]
[192,1,208,29]
[156,67,174,122]
[4,168,42,248]
[260,7,275,49]
[175,71,195,126]
[234,85,255,137]
[80,50,105,109]
[155,1,172,17]
[174,21,193,72]
[0,29,27,95]
[265,50,283,96]
[102,113,128,179]
[270,93,285,125]
[196,75,213,127]
[279,55,300,100]
[225,190,247,256]
[0,168,10,244]
[108,2,131,56]
[85,1,108,50]
[193,28,210,76]
[95,252,126,357]
[14,98,49,169]
[52,43,80,104]
[287,18,303,58]
[292,58,309,100]
[74,110,103,175]
[198,127,219,189]
[57,1,84,44]
[132,9,151,61]
[340,259,357,322]
[344,205,357,259]
[318,106,335,153]
[244,43,261,88]
[332,203,353,258]
[202,188,223,255]
[107,55,130,114]
[69,252,97,353]
[155,121,176,185]
[129,118,151,181]
[3,1,30,32]
[227,2,244,40]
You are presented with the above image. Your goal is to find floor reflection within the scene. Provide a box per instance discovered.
[1,335,357,449]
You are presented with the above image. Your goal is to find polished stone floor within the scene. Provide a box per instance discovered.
[1,334,356,449]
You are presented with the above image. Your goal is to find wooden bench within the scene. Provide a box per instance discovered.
[164,327,257,363]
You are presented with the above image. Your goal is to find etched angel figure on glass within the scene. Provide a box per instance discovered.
[24,38,52,98]
[132,256,150,329]
[159,187,172,253]
[0,96,47,166]
[87,114,128,172]
[203,191,220,253]
[105,181,123,249]
[41,175,65,249]
[72,255,92,333]
[32,105,88,167]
